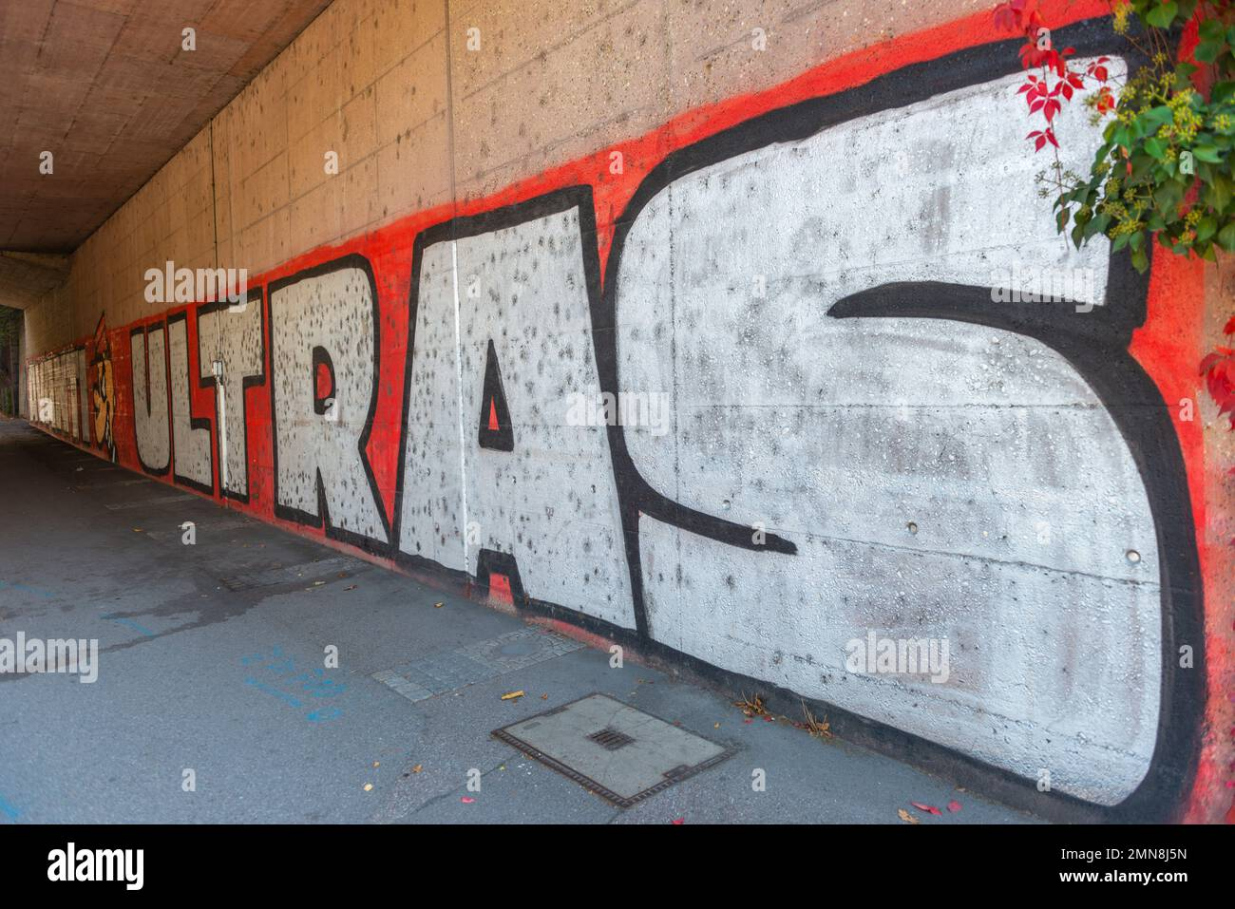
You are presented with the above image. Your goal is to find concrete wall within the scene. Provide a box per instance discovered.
[19,0,1234,822]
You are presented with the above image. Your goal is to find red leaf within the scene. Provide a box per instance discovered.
[1035,135,1047,151]
[1224,315,1235,335]
[1201,349,1235,427]
[461,796,475,804]
[671,817,685,825]
[947,800,963,813]
[1094,65,1108,82]
[911,801,943,815]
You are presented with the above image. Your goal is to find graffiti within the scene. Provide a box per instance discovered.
[129,322,171,475]
[90,315,116,461]
[197,292,265,502]
[394,197,634,629]
[268,257,389,547]
[31,16,1207,820]
[27,345,87,445]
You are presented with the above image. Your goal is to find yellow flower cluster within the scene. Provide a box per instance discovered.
[1170,90,1202,143]
[1112,2,1132,35]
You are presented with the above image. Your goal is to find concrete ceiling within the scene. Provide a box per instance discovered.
[0,252,72,309]
[0,0,332,254]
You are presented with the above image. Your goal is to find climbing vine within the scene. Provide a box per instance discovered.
[994,0,1235,424]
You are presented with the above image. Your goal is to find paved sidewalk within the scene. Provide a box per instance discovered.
[0,419,1036,824]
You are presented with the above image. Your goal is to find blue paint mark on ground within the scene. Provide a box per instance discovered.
[241,646,346,722]
[0,580,56,600]
[0,794,21,821]
[102,615,156,637]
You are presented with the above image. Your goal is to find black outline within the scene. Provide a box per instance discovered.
[477,338,513,451]
[128,321,171,476]
[197,288,267,504]
[166,311,214,495]
[382,17,1203,822]
[392,187,795,627]
[594,16,1200,822]
[267,254,391,554]
[828,279,1204,823]
[474,549,525,602]
[311,346,336,416]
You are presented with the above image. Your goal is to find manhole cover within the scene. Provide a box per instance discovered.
[492,693,735,808]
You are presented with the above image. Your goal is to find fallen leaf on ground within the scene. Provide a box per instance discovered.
[540,694,548,700]
[363,783,373,792]
[947,800,962,813]
[373,761,380,768]
[897,809,919,825]
[433,602,444,608]
[671,817,685,825]
[802,702,832,738]
[735,693,767,717]
[344,585,357,591]
[412,764,423,774]
[501,690,525,701]
[911,801,942,816]
[461,797,475,804]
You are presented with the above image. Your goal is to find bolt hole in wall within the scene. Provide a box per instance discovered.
[25,11,1212,822]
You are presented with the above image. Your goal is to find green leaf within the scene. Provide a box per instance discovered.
[1200,19,1225,42]
[1212,80,1235,107]
[1144,2,1178,28]
[1192,144,1223,163]
[1217,222,1235,252]
[1195,40,1225,64]
[1153,180,1185,214]
[1198,215,1218,242]
[1139,106,1173,132]
[1131,247,1149,273]
[1144,137,1168,160]
[1205,174,1233,211]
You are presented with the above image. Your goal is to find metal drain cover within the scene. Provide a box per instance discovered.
[492,693,735,807]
